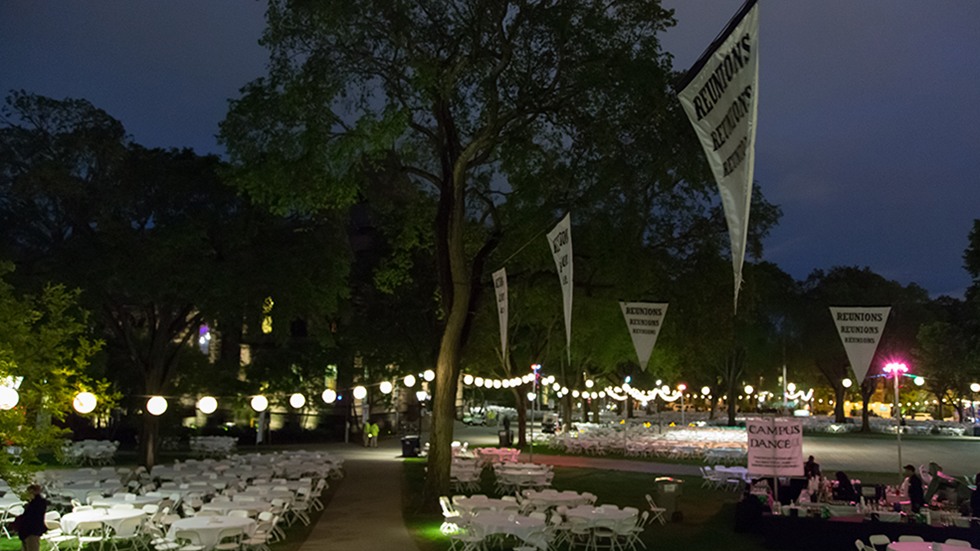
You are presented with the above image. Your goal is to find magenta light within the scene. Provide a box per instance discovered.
[883,362,908,375]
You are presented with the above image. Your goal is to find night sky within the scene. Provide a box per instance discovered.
[2,1,978,297]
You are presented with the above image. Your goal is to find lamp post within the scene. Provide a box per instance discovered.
[527,391,537,461]
[966,382,980,423]
[678,384,687,426]
[883,362,908,480]
[416,390,428,443]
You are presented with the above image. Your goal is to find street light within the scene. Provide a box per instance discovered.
[883,361,909,480]
[971,383,980,422]
[416,390,428,442]
[527,391,537,461]
[678,384,687,425]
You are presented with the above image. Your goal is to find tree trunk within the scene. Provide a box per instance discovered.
[139,414,160,470]
[514,388,527,448]
[861,379,874,433]
[833,385,846,423]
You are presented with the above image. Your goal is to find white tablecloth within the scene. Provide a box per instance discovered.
[467,512,547,548]
[61,509,145,534]
[453,497,519,515]
[565,505,637,527]
[167,516,256,549]
[888,543,980,551]
[199,501,272,516]
[90,495,162,508]
[522,490,593,509]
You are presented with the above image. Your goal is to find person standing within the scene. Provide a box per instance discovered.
[904,464,925,513]
[14,484,47,551]
[804,455,821,479]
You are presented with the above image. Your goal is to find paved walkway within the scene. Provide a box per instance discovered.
[298,437,421,551]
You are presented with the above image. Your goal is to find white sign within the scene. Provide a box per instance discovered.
[677,0,759,312]
[619,302,668,371]
[547,213,573,360]
[493,268,508,358]
[746,417,803,477]
[830,306,891,382]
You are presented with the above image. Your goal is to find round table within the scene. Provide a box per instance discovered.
[523,490,593,509]
[565,505,637,527]
[888,542,980,551]
[90,495,163,508]
[61,509,145,534]
[453,497,519,515]
[167,516,256,549]
[199,501,272,516]
[467,512,546,547]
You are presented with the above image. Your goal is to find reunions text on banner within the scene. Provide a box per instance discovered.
[619,301,668,371]
[547,213,573,362]
[677,0,759,311]
[493,268,508,358]
[829,306,891,382]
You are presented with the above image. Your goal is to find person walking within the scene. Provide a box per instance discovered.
[13,484,47,551]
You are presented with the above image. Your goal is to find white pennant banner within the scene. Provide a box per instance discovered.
[547,214,573,361]
[677,0,760,312]
[619,302,668,371]
[492,268,508,358]
[829,306,891,382]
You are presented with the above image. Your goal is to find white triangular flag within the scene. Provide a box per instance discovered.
[619,302,668,371]
[829,306,891,382]
[546,214,573,362]
[677,0,759,312]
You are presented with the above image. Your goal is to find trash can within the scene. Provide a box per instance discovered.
[498,430,513,447]
[652,476,684,521]
[401,435,420,457]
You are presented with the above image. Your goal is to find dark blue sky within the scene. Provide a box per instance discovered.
[2,1,978,297]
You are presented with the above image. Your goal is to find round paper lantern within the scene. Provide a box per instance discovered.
[403,374,417,388]
[73,391,98,414]
[463,374,474,385]
[321,389,337,404]
[379,381,393,395]
[353,386,367,400]
[197,396,218,414]
[146,396,168,416]
[289,393,306,408]
[250,395,269,412]
[0,387,19,410]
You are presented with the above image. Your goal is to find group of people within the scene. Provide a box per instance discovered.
[805,455,980,516]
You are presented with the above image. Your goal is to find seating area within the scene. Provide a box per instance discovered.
[189,437,238,459]
[4,449,342,551]
[61,440,120,466]
[549,424,749,463]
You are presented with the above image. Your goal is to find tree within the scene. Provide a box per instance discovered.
[1,92,349,467]
[220,0,784,501]
[800,267,932,431]
[0,263,104,484]
[913,321,973,420]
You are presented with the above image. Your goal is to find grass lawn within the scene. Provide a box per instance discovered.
[403,460,762,551]
[402,455,904,551]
